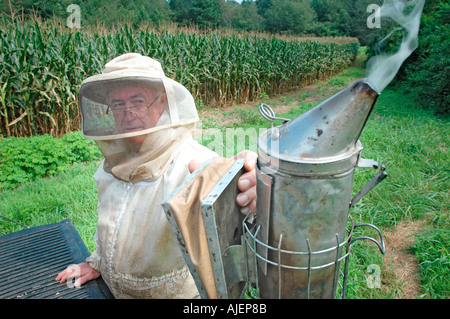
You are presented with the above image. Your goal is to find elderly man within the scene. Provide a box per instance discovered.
[56,53,256,298]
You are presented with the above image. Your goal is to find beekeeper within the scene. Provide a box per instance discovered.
[55,53,257,298]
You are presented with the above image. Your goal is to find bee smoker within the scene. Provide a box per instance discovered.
[247,79,387,299]
[163,79,387,299]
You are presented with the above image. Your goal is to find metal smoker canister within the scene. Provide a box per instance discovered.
[255,79,379,299]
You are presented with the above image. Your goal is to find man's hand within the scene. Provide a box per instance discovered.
[189,150,257,215]
[55,262,100,288]
[233,150,257,215]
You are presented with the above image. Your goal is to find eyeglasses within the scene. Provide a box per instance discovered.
[107,93,162,118]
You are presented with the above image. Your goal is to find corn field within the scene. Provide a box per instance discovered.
[0,17,359,137]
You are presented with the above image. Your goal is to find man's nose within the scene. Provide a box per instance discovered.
[123,103,137,121]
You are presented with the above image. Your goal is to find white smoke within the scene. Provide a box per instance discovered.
[367,0,425,93]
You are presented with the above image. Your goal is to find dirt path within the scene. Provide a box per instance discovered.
[198,81,350,126]
[383,220,424,298]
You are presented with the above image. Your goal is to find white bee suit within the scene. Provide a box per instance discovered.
[87,139,216,298]
[79,53,217,298]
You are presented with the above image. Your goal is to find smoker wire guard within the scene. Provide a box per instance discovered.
[162,154,387,299]
[242,208,386,299]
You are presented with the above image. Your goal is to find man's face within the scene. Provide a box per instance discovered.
[107,86,166,145]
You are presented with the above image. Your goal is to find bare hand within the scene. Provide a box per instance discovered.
[233,150,257,215]
[55,262,100,288]
[189,150,257,215]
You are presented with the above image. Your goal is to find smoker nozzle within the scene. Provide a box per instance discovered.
[260,79,379,163]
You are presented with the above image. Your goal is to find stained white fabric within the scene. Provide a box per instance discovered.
[80,53,218,298]
[86,138,217,298]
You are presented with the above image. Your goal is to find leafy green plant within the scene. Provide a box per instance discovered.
[235,107,264,126]
[402,4,450,116]
[327,76,349,87]
[0,131,101,189]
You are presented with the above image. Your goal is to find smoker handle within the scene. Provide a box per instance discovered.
[350,165,388,208]
[350,223,386,255]
[258,103,290,128]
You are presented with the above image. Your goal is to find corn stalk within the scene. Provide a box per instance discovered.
[0,17,359,137]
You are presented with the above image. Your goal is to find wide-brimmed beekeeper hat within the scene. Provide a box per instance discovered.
[79,53,199,140]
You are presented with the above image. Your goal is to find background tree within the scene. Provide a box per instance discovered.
[263,0,316,35]
[311,0,347,36]
[136,0,174,27]
[341,0,384,46]
[1,0,72,18]
[222,0,263,31]
[170,0,224,28]
[255,0,272,16]
[399,0,449,115]
[169,0,195,26]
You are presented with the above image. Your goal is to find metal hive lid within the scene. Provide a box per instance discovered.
[0,219,113,299]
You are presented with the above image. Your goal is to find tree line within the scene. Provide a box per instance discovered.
[4,0,385,45]
[2,0,448,115]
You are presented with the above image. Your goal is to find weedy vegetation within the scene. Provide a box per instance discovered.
[0,18,447,299]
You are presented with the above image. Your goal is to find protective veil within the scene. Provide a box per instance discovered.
[80,53,202,182]
[79,53,217,298]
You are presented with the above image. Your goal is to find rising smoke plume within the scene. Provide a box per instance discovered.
[367,0,425,93]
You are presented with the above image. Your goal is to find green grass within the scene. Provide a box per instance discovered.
[411,228,450,298]
[0,50,448,298]
[358,89,448,298]
[0,161,100,253]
